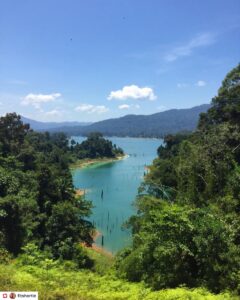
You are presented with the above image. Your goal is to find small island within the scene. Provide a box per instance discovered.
[70,132,125,169]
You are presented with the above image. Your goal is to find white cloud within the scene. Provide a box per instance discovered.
[45,109,62,117]
[165,33,215,62]
[108,85,156,101]
[177,83,188,88]
[118,104,130,110]
[75,104,109,114]
[196,80,206,87]
[118,104,141,110]
[21,93,61,108]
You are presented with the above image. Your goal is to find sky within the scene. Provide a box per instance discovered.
[0,0,239,122]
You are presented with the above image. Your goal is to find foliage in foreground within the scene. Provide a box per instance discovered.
[0,114,94,262]
[116,64,240,293]
[0,262,236,300]
[0,115,124,262]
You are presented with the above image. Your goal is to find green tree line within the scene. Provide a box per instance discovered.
[0,116,123,266]
[71,132,124,159]
[116,64,240,294]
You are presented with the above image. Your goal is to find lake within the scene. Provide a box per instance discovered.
[72,137,163,254]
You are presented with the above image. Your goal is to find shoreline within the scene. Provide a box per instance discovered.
[92,230,113,257]
[71,135,163,140]
[91,243,113,258]
[75,189,85,197]
[73,154,128,257]
[82,229,114,258]
[70,154,128,170]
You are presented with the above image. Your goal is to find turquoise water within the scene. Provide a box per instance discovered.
[72,137,162,254]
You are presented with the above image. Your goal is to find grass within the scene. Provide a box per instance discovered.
[0,261,237,300]
[85,247,114,275]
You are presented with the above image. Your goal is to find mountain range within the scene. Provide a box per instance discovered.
[22,104,211,137]
[20,116,91,130]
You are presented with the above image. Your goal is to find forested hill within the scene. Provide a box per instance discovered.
[23,104,210,137]
[78,104,210,137]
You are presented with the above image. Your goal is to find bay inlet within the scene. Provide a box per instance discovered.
[72,137,162,254]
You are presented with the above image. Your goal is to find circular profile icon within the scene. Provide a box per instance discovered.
[9,292,16,299]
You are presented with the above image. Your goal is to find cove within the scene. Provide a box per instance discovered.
[72,137,163,254]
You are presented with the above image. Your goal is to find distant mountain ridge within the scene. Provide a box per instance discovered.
[20,116,91,130]
[22,104,211,137]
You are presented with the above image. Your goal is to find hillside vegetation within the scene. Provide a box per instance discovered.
[116,64,240,294]
[71,132,124,159]
[0,266,235,300]
[0,255,235,300]
[0,121,122,261]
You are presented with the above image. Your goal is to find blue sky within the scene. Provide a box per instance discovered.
[0,0,239,122]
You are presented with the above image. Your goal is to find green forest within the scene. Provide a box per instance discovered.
[45,104,210,138]
[115,64,240,295]
[71,132,124,159]
[0,65,240,299]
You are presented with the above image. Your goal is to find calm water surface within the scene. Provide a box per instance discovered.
[72,137,162,254]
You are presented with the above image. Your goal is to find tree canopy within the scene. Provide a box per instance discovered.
[72,132,124,159]
[0,114,93,264]
[116,64,240,294]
